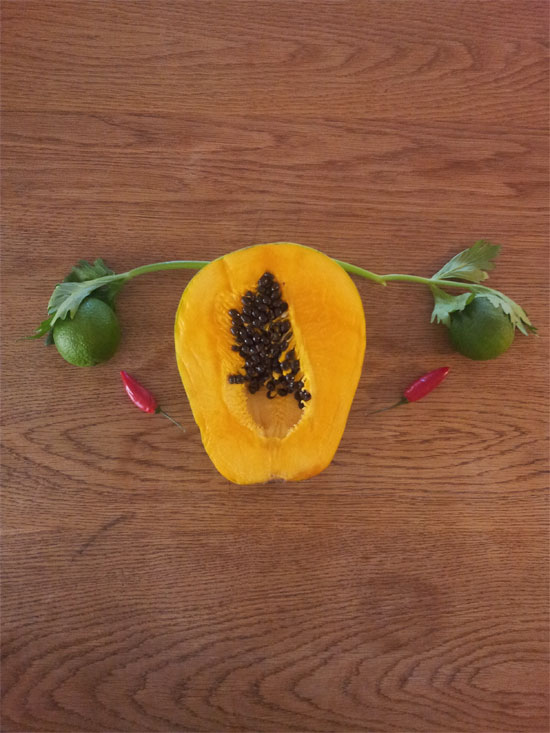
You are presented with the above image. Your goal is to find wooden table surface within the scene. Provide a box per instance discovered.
[2,2,548,731]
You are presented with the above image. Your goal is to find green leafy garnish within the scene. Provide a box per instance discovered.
[27,245,535,368]
[429,240,536,335]
[432,240,501,283]
[470,287,537,336]
[29,258,209,344]
[64,258,113,282]
[25,315,55,340]
[30,258,125,340]
[430,286,474,326]
[63,258,123,310]
[47,276,120,326]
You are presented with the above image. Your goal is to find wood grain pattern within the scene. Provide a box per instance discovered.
[1,1,548,731]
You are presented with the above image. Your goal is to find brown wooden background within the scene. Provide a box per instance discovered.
[2,2,548,731]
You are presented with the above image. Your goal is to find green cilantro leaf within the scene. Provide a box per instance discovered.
[430,285,474,326]
[64,258,114,283]
[48,281,101,322]
[29,258,124,340]
[47,273,124,326]
[470,286,537,336]
[432,240,501,283]
[63,258,122,310]
[23,315,55,340]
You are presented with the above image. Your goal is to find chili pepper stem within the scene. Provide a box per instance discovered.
[368,396,408,415]
[156,406,186,432]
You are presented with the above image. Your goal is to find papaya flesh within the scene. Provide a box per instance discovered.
[174,242,366,484]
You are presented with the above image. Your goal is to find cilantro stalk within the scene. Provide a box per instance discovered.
[123,260,210,279]
[31,242,535,345]
[30,259,209,339]
[337,240,536,336]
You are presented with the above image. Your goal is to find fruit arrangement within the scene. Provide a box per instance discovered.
[30,241,536,484]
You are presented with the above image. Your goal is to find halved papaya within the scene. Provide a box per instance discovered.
[174,242,366,484]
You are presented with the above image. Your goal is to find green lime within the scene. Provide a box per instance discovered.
[449,296,514,360]
[53,297,121,367]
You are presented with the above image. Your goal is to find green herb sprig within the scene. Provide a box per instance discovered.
[29,241,536,344]
[426,241,535,334]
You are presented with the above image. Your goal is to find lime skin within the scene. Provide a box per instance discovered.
[449,296,515,360]
[53,297,121,367]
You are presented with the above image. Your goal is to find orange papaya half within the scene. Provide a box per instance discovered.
[174,242,366,484]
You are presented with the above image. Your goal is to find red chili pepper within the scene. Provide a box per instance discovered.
[370,367,450,415]
[120,371,185,431]
[404,366,450,402]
